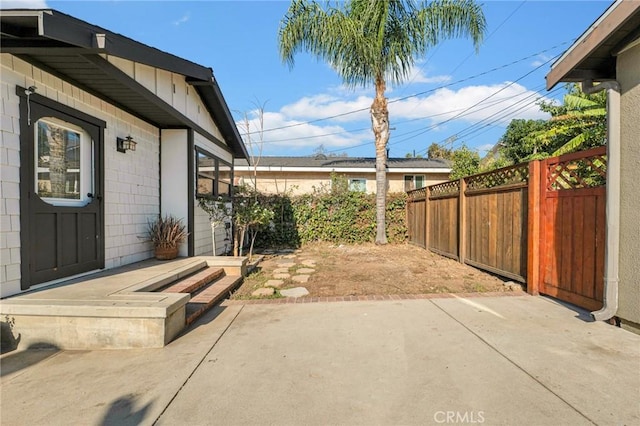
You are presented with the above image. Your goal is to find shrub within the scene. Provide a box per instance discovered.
[255,189,407,248]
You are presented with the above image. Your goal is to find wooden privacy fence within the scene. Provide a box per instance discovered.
[406,146,607,311]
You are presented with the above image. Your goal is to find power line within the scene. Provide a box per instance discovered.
[258,96,509,145]
[416,85,565,155]
[240,40,572,136]
[447,1,527,76]
[387,53,559,147]
[326,82,564,155]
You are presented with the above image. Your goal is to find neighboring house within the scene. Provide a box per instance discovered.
[234,155,451,195]
[0,10,248,298]
[546,0,640,333]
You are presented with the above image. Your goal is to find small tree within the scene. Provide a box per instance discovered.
[231,186,274,259]
[198,197,232,256]
[241,100,267,192]
[427,142,453,160]
[449,145,480,179]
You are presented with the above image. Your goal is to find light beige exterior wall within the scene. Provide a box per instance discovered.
[235,171,450,195]
[616,42,640,331]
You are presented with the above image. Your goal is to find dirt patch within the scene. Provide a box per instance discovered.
[232,243,523,299]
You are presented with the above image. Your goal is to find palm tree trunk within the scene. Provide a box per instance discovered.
[48,125,67,198]
[371,77,389,245]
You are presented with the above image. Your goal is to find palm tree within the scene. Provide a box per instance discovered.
[279,0,485,244]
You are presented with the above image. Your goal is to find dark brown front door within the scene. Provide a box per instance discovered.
[20,92,105,289]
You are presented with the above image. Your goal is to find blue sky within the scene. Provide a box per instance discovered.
[8,0,612,158]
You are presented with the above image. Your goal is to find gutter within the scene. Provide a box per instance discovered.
[582,80,621,321]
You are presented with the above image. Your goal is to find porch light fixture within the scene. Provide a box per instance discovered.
[117,135,137,153]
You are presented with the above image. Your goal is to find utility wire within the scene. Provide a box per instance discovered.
[241,40,571,136]
[326,83,563,155]
[387,54,558,147]
[424,85,564,154]
[259,96,510,145]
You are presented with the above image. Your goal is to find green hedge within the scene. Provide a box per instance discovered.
[255,191,407,248]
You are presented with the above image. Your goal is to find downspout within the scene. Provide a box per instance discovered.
[582,80,621,321]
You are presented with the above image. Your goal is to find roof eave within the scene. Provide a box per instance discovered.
[1,9,248,159]
[546,0,640,89]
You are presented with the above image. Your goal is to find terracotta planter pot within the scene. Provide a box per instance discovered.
[155,246,178,260]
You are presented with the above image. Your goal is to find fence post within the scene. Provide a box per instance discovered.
[458,178,466,264]
[425,186,430,250]
[527,160,541,295]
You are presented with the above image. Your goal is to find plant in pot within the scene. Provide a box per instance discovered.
[145,215,188,260]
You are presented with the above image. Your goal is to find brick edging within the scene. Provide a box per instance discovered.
[222,291,527,306]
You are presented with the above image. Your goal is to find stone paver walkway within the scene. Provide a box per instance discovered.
[251,250,317,298]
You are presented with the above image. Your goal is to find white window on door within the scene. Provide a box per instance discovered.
[404,175,426,191]
[35,117,93,206]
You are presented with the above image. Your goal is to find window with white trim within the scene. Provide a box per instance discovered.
[35,117,93,206]
[404,175,426,191]
[348,178,366,192]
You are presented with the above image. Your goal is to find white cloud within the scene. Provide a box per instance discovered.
[280,94,371,123]
[240,81,551,154]
[389,82,551,124]
[237,111,370,155]
[173,13,190,26]
[402,64,451,85]
[2,0,48,7]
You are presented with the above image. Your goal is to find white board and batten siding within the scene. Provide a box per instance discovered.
[105,55,227,143]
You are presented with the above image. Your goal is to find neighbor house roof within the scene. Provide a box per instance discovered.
[546,0,640,89]
[234,156,451,174]
[0,9,248,158]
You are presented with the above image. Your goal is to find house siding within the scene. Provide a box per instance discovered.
[193,203,229,256]
[0,54,183,297]
[0,55,22,296]
[0,54,242,297]
[617,42,640,330]
[105,55,226,144]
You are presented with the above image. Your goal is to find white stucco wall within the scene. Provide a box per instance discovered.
[617,42,640,328]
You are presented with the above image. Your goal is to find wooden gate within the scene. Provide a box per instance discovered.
[538,146,607,311]
[407,188,427,248]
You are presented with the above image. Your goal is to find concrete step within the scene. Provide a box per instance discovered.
[186,275,243,325]
[160,267,224,295]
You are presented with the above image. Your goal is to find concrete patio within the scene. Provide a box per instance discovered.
[1,294,638,425]
[0,256,247,349]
